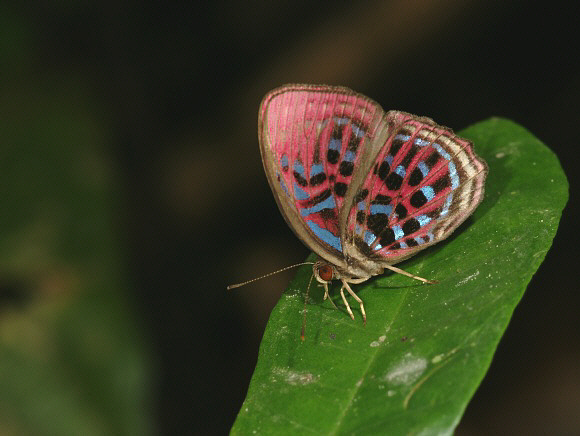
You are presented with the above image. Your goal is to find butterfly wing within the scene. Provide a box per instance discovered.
[259,84,385,270]
[342,111,487,265]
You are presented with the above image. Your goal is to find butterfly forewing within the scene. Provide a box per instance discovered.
[259,84,487,284]
[345,111,487,264]
[259,84,385,267]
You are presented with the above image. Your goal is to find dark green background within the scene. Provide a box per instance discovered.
[0,1,577,435]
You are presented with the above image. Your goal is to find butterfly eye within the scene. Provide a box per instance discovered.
[317,264,333,282]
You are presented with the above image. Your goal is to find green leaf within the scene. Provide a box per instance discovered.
[232,118,568,435]
[0,82,152,435]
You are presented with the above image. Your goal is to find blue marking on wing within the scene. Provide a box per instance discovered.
[395,165,406,177]
[293,182,309,200]
[307,221,342,252]
[418,161,429,177]
[280,154,289,168]
[414,138,431,147]
[415,236,425,245]
[310,163,324,175]
[393,225,404,241]
[300,196,336,216]
[364,231,383,250]
[385,155,394,165]
[440,193,453,217]
[395,134,411,142]
[399,241,408,249]
[293,160,305,176]
[370,204,393,215]
[448,162,459,189]
[416,214,431,227]
[329,138,341,151]
[357,201,366,211]
[351,124,365,138]
[343,150,356,162]
[364,231,376,245]
[421,186,435,201]
[334,116,350,126]
[433,143,451,160]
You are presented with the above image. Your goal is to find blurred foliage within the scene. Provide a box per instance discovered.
[0,74,152,434]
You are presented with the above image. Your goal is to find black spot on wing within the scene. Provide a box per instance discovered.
[309,172,327,186]
[293,171,308,187]
[385,172,403,191]
[402,218,420,235]
[400,145,419,168]
[410,191,428,208]
[331,124,343,141]
[406,238,419,247]
[408,167,423,186]
[339,161,354,177]
[395,203,407,219]
[334,182,347,197]
[425,152,440,168]
[399,128,413,137]
[306,189,331,206]
[367,213,389,236]
[327,149,340,164]
[390,136,405,156]
[378,161,390,180]
[433,174,451,193]
[320,209,337,220]
[327,125,342,164]
[372,194,392,205]
[379,228,396,246]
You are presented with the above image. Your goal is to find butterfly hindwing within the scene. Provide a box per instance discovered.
[259,84,385,267]
[260,84,487,279]
[345,111,487,264]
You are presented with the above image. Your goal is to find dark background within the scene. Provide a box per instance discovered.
[2,1,578,434]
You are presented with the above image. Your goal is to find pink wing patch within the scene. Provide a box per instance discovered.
[259,85,383,255]
[346,112,487,263]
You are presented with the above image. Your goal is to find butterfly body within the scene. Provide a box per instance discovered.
[259,84,487,321]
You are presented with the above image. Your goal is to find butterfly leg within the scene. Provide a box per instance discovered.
[322,282,339,310]
[338,283,356,321]
[340,280,367,325]
[322,281,331,300]
[384,264,438,285]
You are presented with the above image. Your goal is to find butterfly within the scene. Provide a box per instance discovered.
[257,84,487,323]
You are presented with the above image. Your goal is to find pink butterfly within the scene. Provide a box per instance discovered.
[242,84,487,324]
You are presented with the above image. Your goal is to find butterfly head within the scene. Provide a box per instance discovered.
[313,260,335,284]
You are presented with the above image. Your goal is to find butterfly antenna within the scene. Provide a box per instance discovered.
[227,262,314,290]
[300,273,315,342]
